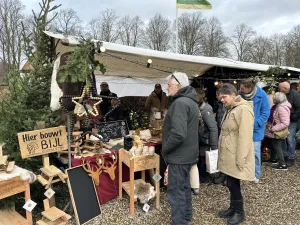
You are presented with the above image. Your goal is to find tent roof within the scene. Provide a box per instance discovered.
[40,31,300,79]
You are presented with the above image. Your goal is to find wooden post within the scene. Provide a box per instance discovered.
[119,150,123,199]
[42,154,56,207]
[148,169,155,186]
[129,159,134,216]
[42,155,50,167]
[24,181,33,225]
[155,154,160,210]
[43,199,50,211]
[141,170,145,181]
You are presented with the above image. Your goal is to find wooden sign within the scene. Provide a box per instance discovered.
[18,126,68,159]
[97,120,129,141]
[66,166,101,225]
[0,177,26,199]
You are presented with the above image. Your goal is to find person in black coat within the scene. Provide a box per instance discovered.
[99,82,118,120]
[107,99,123,122]
[197,93,218,183]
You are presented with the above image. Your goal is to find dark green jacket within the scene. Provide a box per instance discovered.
[162,86,199,165]
[199,102,218,156]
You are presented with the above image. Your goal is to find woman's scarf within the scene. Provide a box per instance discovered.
[243,86,257,101]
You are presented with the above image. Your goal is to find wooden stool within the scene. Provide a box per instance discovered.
[37,165,68,189]
[119,149,160,216]
[36,199,71,225]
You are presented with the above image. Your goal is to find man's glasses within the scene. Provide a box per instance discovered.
[171,74,181,84]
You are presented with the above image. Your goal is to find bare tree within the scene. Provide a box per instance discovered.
[267,34,285,65]
[99,9,119,42]
[248,36,271,64]
[175,12,205,55]
[118,15,144,47]
[231,23,256,61]
[0,0,24,71]
[86,9,119,42]
[86,18,101,39]
[51,8,82,36]
[202,17,229,57]
[143,14,172,51]
[284,25,300,68]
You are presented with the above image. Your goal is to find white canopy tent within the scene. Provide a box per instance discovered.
[29,31,300,100]
[43,31,300,78]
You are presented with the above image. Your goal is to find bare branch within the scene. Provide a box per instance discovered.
[118,15,144,47]
[201,17,229,57]
[50,8,82,36]
[143,13,172,51]
[230,23,256,61]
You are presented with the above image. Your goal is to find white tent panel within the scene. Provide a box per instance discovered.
[95,75,168,97]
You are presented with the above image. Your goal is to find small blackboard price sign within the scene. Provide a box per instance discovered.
[66,166,101,225]
[97,120,129,141]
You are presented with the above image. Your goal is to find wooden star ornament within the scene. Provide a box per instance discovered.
[72,86,102,117]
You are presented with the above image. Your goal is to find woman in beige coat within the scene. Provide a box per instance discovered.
[217,83,255,225]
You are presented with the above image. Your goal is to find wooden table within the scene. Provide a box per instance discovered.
[0,176,32,225]
[119,149,160,216]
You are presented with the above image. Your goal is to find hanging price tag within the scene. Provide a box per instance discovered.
[23,199,37,212]
[44,188,55,199]
[143,203,150,213]
[152,173,162,182]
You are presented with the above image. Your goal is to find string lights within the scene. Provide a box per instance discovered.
[99,52,171,73]
[96,50,300,82]
[147,59,152,68]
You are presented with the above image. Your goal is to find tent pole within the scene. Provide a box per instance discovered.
[176,8,178,54]
[67,114,71,169]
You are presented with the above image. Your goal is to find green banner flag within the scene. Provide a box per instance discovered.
[176,0,212,9]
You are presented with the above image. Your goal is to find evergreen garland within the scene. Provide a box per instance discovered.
[58,41,107,86]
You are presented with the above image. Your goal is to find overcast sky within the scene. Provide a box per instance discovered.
[22,0,300,36]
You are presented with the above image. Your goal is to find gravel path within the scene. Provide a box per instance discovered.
[67,159,300,225]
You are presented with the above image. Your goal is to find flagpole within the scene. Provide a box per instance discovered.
[176,7,178,54]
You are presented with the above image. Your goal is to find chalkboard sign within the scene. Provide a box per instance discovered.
[97,120,129,141]
[66,166,101,225]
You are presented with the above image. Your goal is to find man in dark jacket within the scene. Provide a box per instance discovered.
[162,72,199,225]
[279,81,300,166]
[99,82,117,121]
[145,84,168,113]
[197,94,218,183]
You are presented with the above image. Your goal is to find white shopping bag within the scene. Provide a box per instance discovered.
[206,149,219,174]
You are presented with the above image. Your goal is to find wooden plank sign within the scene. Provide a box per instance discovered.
[18,126,67,159]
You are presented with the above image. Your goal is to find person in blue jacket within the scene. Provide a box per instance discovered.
[240,79,270,183]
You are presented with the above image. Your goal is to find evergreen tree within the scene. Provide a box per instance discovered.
[0,0,61,214]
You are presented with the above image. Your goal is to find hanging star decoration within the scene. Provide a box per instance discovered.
[72,86,103,117]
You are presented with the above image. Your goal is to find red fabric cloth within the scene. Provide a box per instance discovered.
[71,151,129,205]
